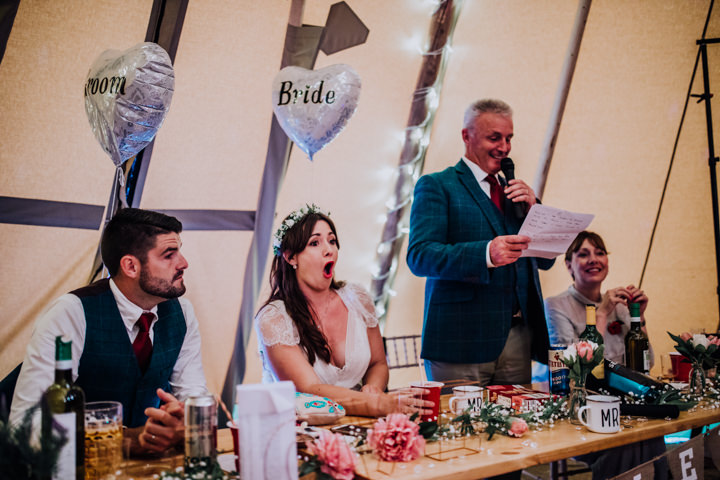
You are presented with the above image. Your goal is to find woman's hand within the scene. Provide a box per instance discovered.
[386,388,434,416]
[598,287,632,316]
[625,284,648,315]
[596,287,632,335]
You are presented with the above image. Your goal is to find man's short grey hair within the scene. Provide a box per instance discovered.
[463,99,513,129]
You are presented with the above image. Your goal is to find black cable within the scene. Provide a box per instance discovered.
[639,0,715,288]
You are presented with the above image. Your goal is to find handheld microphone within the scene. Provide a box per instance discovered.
[500,157,526,220]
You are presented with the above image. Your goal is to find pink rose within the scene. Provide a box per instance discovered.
[367,413,426,462]
[708,335,720,346]
[306,430,356,480]
[508,418,528,438]
[576,341,594,362]
[680,332,692,342]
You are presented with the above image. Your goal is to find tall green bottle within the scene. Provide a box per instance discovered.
[624,302,650,374]
[42,336,85,480]
[579,304,604,379]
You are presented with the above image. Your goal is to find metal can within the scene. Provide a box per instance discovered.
[548,344,570,396]
[184,395,217,474]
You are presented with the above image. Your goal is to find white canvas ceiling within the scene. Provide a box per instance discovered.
[2,0,719,393]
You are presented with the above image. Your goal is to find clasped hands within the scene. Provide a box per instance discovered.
[138,388,185,454]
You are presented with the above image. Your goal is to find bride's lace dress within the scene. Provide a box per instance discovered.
[255,283,379,389]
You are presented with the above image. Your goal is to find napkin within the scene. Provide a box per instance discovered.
[235,381,298,480]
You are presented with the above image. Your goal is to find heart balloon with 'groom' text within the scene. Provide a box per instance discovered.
[84,42,174,166]
[272,64,361,160]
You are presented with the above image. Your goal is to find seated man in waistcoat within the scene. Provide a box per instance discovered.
[10,208,208,455]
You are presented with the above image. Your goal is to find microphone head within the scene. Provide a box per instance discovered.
[500,157,515,177]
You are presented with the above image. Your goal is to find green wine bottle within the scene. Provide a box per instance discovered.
[579,304,604,379]
[41,336,85,480]
[624,302,650,374]
[579,304,604,345]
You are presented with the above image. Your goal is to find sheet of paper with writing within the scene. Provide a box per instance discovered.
[518,204,595,259]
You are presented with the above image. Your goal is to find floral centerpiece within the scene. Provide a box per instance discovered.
[668,332,720,395]
[561,340,604,420]
[452,402,526,439]
[366,413,425,462]
[299,429,356,480]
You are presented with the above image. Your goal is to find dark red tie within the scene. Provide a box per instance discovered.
[133,312,154,373]
[487,175,504,213]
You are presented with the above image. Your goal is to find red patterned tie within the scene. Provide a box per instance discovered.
[133,312,154,373]
[486,175,504,213]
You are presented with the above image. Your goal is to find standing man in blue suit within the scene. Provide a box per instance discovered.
[407,99,555,385]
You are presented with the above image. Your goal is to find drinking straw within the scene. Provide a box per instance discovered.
[215,394,235,426]
[417,354,427,385]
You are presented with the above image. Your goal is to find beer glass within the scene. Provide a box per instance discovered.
[85,401,123,480]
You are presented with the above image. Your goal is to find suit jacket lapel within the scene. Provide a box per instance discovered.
[454,160,506,236]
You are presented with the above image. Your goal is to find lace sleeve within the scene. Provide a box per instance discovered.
[343,283,379,328]
[255,302,300,347]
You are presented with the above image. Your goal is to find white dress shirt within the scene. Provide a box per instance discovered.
[10,279,208,425]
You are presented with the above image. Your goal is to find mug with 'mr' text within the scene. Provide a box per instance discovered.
[577,394,621,434]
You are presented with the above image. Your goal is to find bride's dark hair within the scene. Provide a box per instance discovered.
[263,211,344,365]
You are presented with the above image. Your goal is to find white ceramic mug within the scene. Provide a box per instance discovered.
[449,385,483,414]
[577,395,621,433]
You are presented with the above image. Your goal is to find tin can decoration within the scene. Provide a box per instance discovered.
[184,395,218,474]
[549,344,570,396]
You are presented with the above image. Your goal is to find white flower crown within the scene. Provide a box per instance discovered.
[273,204,330,256]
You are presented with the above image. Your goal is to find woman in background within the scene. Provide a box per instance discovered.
[545,230,652,366]
[255,205,431,417]
[545,231,665,480]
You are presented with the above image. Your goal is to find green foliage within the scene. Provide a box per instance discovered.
[668,331,720,370]
[417,420,439,439]
[0,404,67,480]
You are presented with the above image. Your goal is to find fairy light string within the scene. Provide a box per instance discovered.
[370,0,463,326]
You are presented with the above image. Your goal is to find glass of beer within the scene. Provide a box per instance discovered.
[85,401,123,480]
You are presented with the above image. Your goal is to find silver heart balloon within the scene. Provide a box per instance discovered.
[272,64,361,160]
[84,42,174,166]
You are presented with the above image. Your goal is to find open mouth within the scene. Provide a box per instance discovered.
[323,261,334,279]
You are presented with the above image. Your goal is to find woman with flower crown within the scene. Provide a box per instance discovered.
[254,205,432,417]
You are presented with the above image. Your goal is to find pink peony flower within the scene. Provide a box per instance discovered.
[367,413,426,462]
[508,418,528,438]
[306,430,356,480]
[576,341,594,362]
[680,332,692,342]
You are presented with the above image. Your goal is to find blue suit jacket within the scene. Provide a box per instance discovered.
[407,160,555,364]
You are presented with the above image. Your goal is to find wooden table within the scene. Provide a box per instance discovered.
[337,396,720,480]
[123,398,719,480]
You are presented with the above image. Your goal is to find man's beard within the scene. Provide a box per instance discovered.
[139,269,186,299]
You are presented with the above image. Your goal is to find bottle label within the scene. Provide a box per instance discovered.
[642,350,650,373]
[52,412,76,480]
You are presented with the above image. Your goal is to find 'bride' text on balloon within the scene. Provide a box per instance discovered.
[277,80,335,105]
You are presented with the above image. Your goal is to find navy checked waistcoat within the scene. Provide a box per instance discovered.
[73,279,187,427]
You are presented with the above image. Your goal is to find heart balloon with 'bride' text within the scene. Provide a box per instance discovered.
[272,64,361,160]
[84,42,174,166]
